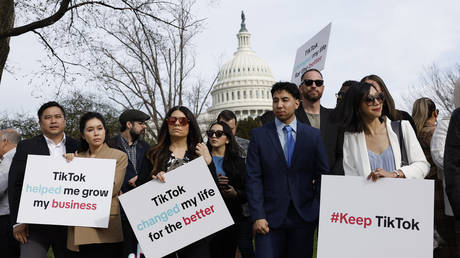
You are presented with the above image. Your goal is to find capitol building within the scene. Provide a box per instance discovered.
[206,13,275,121]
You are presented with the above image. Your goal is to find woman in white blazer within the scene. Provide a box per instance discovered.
[336,82,429,180]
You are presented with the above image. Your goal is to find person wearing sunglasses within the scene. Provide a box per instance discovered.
[361,74,417,134]
[137,106,216,258]
[335,82,429,180]
[335,80,358,106]
[205,121,246,258]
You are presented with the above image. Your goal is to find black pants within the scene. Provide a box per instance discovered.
[0,215,19,258]
[254,204,316,258]
[163,238,211,258]
[78,242,122,258]
[121,208,138,258]
[210,224,238,258]
[238,216,255,258]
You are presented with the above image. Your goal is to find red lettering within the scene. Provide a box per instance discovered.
[182,205,216,226]
[349,216,355,224]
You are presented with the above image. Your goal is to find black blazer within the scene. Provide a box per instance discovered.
[444,108,460,218]
[213,156,246,221]
[108,134,150,193]
[8,135,79,225]
[137,151,218,186]
[261,105,344,175]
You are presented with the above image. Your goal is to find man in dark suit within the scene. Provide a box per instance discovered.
[108,109,150,257]
[8,101,79,257]
[261,69,343,175]
[246,82,329,258]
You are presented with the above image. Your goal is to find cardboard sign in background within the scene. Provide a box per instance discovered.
[291,23,331,85]
[317,175,434,258]
[17,155,116,228]
[119,157,234,258]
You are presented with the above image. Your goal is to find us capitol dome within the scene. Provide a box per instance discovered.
[206,12,275,120]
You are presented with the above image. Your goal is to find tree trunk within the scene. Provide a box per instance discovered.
[0,0,14,83]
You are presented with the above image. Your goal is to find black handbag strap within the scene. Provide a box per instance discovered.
[391,120,409,166]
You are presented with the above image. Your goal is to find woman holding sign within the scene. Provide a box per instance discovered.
[65,112,128,258]
[138,106,216,258]
[206,121,246,258]
[334,82,429,180]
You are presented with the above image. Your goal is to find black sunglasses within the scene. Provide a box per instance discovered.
[206,130,225,138]
[302,79,324,87]
[167,116,189,126]
[363,92,385,105]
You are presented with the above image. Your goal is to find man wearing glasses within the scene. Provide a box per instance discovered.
[297,68,343,175]
[109,109,150,258]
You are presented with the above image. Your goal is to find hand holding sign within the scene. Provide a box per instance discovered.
[119,157,233,258]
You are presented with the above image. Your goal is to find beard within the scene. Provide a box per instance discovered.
[302,89,323,102]
[129,128,144,142]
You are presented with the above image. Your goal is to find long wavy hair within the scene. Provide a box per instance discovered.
[79,112,108,152]
[146,106,202,176]
[361,74,401,121]
[206,121,240,175]
[412,97,436,134]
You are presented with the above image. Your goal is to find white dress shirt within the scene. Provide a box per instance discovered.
[44,134,67,157]
[0,148,16,215]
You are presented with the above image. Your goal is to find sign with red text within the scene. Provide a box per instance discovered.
[119,157,234,258]
[317,175,434,258]
[17,155,116,227]
[291,23,331,85]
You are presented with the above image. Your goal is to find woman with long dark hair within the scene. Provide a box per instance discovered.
[335,82,429,180]
[361,74,417,133]
[65,112,128,257]
[206,121,246,258]
[138,106,216,258]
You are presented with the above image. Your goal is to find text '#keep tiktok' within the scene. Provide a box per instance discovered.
[329,212,420,231]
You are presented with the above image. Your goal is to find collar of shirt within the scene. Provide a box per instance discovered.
[275,117,297,154]
[275,117,297,134]
[1,148,16,163]
[120,134,137,149]
[43,134,67,157]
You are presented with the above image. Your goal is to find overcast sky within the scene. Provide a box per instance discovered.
[1,0,460,115]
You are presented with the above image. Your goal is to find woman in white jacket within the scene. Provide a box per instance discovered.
[336,82,429,180]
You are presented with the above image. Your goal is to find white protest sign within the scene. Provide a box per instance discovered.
[119,157,234,258]
[17,155,116,228]
[317,175,433,258]
[291,23,331,85]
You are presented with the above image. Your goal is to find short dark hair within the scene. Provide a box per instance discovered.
[271,82,300,100]
[300,68,323,81]
[37,101,66,121]
[217,110,237,124]
[341,80,358,88]
[79,112,109,152]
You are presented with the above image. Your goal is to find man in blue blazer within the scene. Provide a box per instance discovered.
[246,82,329,258]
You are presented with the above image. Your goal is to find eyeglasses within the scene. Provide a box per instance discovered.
[206,130,225,138]
[335,91,345,98]
[302,79,324,87]
[363,92,385,105]
[167,116,189,126]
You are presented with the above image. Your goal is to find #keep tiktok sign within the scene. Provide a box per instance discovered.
[317,175,434,258]
[118,157,234,258]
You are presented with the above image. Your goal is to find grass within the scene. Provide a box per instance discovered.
[47,248,54,258]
